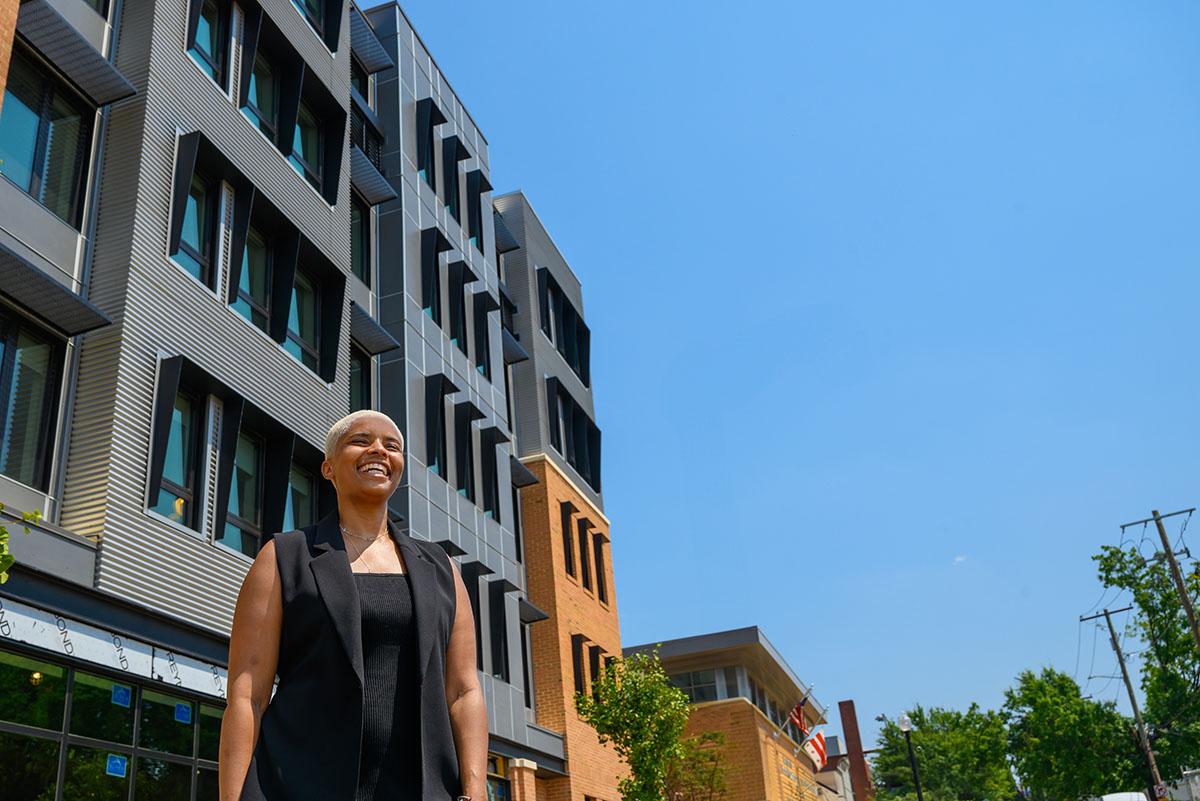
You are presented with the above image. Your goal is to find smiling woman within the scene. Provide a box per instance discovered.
[219,409,489,801]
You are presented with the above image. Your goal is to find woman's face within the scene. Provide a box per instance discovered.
[321,414,405,501]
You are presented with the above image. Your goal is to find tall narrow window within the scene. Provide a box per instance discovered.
[415,99,445,192]
[188,0,229,87]
[289,100,324,192]
[511,484,523,564]
[350,58,369,102]
[577,518,592,591]
[489,581,509,681]
[173,172,218,286]
[217,430,263,556]
[425,381,449,478]
[351,196,370,285]
[281,463,316,531]
[233,227,271,332]
[349,346,370,412]
[242,53,278,141]
[472,294,493,380]
[560,501,575,577]
[149,389,202,528]
[588,645,602,701]
[420,228,451,327]
[0,47,95,227]
[571,634,585,695]
[593,532,608,604]
[0,317,63,492]
[284,270,320,371]
[453,405,476,501]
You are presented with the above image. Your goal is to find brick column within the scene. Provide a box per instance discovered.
[508,758,539,801]
[0,0,17,111]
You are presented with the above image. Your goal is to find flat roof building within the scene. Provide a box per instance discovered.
[625,626,828,801]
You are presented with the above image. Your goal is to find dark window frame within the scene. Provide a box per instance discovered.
[220,428,266,556]
[560,501,576,578]
[349,344,371,412]
[0,311,65,493]
[242,51,280,142]
[350,194,371,286]
[577,518,592,591]
[291,0,326,39]
[150,386,204,530]
[285,267,322,372]
[289,99,325,194]
[174,171,219,288]
[188,0,231,88]
[0,44,96,229]
[593,531,608,604]
[234,225,273,332]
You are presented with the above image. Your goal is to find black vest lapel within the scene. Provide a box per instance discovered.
[309,509,364,687]
[391,521,437,684]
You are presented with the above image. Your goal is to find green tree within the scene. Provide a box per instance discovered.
[0,503,44,584]
[665,731,728,801]
[874,705,1016,801]
[575,650,691,801]
[1003,667,1142,800]
[1096,539,1200,780]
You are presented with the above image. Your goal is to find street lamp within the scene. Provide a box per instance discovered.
[898,713,925,801]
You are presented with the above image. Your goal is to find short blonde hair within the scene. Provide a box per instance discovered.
[324,410,404,461]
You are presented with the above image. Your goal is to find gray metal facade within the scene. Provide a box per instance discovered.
[494,191,604,513]
[1,0,562,769]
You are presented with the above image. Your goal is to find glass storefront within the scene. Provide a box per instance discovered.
[0,647,224,801]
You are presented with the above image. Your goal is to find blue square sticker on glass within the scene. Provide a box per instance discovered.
[175,702,192,724]
[105,754,127,778]
[110,684,131,708]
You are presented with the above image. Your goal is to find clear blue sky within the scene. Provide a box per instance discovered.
[383,1,1200,743]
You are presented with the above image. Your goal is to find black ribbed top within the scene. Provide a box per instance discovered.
[354,573,422,801]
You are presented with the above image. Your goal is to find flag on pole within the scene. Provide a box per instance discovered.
[788,697,810,737]
[803,730,827,770]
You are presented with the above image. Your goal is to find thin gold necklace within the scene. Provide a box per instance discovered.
[341,525,386,574]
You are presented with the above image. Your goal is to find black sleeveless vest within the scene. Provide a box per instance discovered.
[237,509,462,801]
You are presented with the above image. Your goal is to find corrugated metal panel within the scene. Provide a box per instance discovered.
[349,300,400,354]
[17,0,136,105]
[349,3,392,74]
[0,240,111,336]
[350,144,397,206]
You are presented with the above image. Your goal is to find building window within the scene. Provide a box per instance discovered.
[448,265,471,355]
[289,100,324,193]
[291,0,325,38]
[472,297,491,380]
[420,228,451,326]
[350,196,371,285]
[148,388,203,529]
[282,462,316,531]
[284,269,320,372]
[349,346,370,412]
[0,314,63,492]
[577,518,592,591]
[0,647,224,801]
[172,171,219,287]
[415,98,444,192]
[592,531,607,604]
[453,405,476,501]
[520,623,532,709]
[560,501,575,577]
[546,378,602,493]
[488,581,509,681]
[217,429,263,556]
[425,380,449,478]
[350,57,370,102]
[188,0,229,87]
[486,755,511,801]
[537,268,591,387]
[465,169,490,255]
[588,645,603,701]
[0,47,95,228]
[511,485,523,564]
[670,669,718,703]
[233,226,272,332]
[723,666,739,699]
[480,438,500,521]
[571,634,585,695]
[242,52,278,141]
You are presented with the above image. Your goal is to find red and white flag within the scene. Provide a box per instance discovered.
[803,730,827,770]
[788,698,810,737]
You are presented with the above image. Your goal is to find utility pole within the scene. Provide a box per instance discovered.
[1081,607,1166,800]
[1152,509,1200,653]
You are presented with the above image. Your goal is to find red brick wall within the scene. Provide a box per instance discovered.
[520,455,626,801]
[686,698,822,801]
[0,0,17,111]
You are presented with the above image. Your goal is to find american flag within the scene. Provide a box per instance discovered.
[788,697,810,737]
[803,730,827,770]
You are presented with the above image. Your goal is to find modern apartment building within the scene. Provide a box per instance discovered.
[0,0,563,797]
[494,191,625,801]
[625,627,828,801]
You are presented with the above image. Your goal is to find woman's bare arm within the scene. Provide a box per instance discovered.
[219,539,283,801]
[444,554,488,800]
